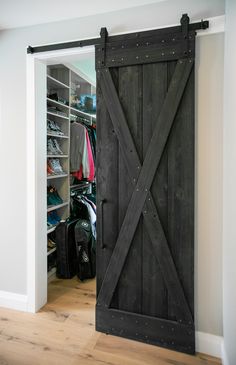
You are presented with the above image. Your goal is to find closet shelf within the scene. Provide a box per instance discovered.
[47,202,69,212]
[47,247,57,256]
[47,97,69,109]
[47,154,68,158]
[48,267,56,278]
[47,133,69,139]
[47,75,69,89]
[70,107,96,119]
[47,173,68,179]
[47,111,69,120]
[47,226,57,234]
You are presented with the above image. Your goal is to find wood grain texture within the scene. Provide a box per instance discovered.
[116,65,143,314]
[98,62,193,325]
[96,69,119,296]
[0,278,221,365]
[142,62,168,319]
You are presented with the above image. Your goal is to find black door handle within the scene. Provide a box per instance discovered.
[100,199,106,249]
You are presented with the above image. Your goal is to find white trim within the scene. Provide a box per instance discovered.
[221,341,229,365]
[0,291,28,312]
[26,46,95,313]
[26,53,37,313]
[196,331,223,358]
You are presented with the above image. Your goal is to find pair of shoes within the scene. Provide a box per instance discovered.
[48,93,69,106]
[47,161,54,175]
[47,119,64,136]
[47,159,65,175]
[47,185,63,206]
[47,106,67,117]
[47,238,56,251]
[47,211,61,226]
[47,138,64,155]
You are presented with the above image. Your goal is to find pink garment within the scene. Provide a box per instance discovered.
[72,166,83,181]
[72,129,95,182]
[85,129,95,182]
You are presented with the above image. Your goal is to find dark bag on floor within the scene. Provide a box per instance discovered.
[55,218,79,279]
[74,219,96,281]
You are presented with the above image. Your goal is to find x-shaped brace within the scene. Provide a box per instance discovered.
[97,59,194,325]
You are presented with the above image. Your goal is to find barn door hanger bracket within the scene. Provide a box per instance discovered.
[181,13,190,57]
[180,13,209,58]
[100,27,108,68]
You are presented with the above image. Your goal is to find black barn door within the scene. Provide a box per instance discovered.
[96,15,207,355]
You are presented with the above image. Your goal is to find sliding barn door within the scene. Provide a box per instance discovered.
[96,15,204,354]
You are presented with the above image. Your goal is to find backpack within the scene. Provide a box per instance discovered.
[74,219,96,281]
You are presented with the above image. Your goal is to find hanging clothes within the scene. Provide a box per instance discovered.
[85,129,95,182]
[70,121,95,182]
[70,122,88,173]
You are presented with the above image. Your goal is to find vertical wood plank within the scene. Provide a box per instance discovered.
[142,62,168,318]
[96,68,119,296]
[167,63,195,320]
[116,65,143,313]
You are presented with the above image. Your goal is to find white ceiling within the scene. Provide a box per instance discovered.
[0,0,166,30]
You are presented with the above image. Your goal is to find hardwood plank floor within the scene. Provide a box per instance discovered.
[0,277,221,365]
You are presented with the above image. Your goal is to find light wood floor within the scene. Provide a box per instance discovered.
[0,277,221,365]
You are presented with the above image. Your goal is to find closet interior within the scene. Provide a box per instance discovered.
[46,63,96,284]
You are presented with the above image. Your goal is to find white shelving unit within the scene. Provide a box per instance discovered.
[47,202,69,213]
[47,226,57,234]
[47,174,68,180]
[47,133,69,139]
[47,74,70,89]
[47,111,69,120]
[46,63,96,281]
[47,64,70,280]
[47,247,57,256]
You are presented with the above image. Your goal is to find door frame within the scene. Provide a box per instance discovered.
[26,46,95,312]
[26,16,223,314]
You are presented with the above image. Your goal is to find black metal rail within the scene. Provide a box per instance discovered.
[27,17,208,54]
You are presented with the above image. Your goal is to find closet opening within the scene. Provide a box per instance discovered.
[47,57,96,288]
[27,45,97,312]
[46,54,97,304]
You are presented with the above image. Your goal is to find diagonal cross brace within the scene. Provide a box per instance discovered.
[97,59,194,324]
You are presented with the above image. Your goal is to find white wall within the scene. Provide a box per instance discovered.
[195,33,224,337]
[223,0,236,363]
[0,1,224,337]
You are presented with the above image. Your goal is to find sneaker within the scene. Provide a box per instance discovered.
[47,186,59,206]
[47,119,57,133]
[47,161,54,175]
[52,121,64,135]
[48,159,65,174]
[47,212,57,226]
[48,238,56,249]
[51,211,61,222]
[47,138,58,155]
[47,185,63,205]
[53,139,63,155]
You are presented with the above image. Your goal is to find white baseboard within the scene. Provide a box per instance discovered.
[221,341,229,365]
[0,290,27,312]
[196,331,223,358]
